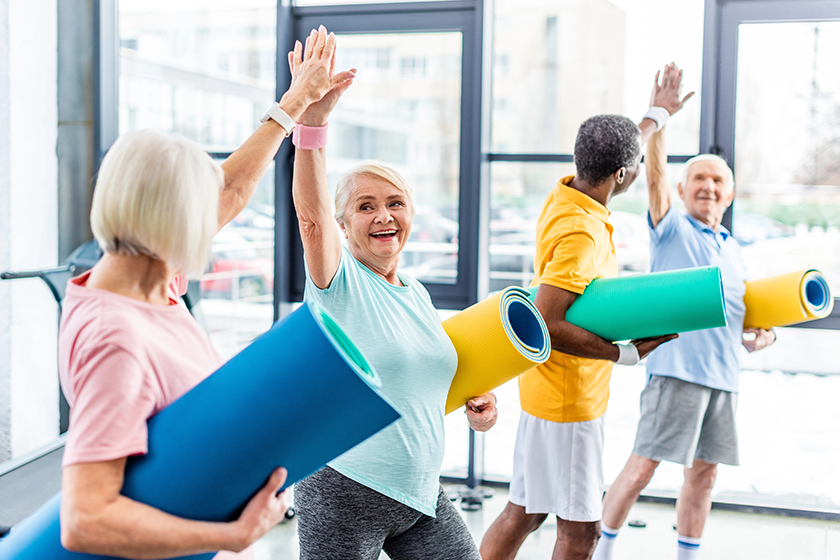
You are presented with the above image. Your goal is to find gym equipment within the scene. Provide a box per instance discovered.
[743,269,834,329]
[527,266,728,342]
[0,302,400,560]
[443,286,550,414]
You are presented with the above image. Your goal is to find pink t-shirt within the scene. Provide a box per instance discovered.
[58,272,250,560]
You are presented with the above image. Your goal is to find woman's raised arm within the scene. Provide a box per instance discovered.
[291,28,356,289]
[217,27,337,231]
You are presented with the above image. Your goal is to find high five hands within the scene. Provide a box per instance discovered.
[289,26,357,127]
[650,62,695,116]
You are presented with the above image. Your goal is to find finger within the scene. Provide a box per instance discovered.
[288,50,295,74]
[322,32,336,65]
[269,467,288,494]
[681,91,696,104]
[293,39,302,67]
[329,41,336,76]
[304,29,316,60]
[313,25,327,59]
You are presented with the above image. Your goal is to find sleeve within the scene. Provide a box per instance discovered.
[539,228,600,295]
[304,246,349,301]
[169,274,189,297]
[62,343,158,466]
[648,206,679,245]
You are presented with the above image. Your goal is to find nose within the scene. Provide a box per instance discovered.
[374,206,393,224]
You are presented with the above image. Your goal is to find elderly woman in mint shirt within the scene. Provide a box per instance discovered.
[289,35,498,560]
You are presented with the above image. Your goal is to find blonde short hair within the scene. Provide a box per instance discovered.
[682,154,734,190]
[90,129,223,278]
[334,161,415,225]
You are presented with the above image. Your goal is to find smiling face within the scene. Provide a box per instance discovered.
[340,174,412,274]
[678,159,735,229]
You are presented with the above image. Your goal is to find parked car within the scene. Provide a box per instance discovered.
[200,228,273,299]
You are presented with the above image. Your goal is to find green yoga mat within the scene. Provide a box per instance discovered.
[527,266,727,342]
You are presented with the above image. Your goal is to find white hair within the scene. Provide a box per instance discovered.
[90,129,224,278]
[334,161,415,225]
[681,154,734,190]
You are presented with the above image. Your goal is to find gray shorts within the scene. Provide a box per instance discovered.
[632,375,739,467]
[295,466,481,560]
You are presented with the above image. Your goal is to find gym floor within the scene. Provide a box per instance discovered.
[253,485,840,559]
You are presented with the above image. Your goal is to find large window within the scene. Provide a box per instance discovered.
[119,0,278,358]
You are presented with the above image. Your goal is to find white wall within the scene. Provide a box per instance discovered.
[0,0,59,461]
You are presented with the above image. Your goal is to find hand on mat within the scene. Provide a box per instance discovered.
[742,327,775,353]
[631,333,679,359]
[232,467,291,551]
[289,26,356,127]
[285,26,343,114]
[465,392,498,432]
[650,62,694,116]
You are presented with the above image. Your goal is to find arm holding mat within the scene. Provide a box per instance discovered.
[0,303,401,560]
[527,267,727,342]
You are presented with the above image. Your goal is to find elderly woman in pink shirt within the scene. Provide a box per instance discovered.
[57,27,349,559]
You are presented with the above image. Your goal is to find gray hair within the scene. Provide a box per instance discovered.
[573,115,641,185]
[334,161,415,225]
[682,154,734,190]
[90,129,224,278]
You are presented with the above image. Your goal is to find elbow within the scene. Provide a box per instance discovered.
[60,508,104,554]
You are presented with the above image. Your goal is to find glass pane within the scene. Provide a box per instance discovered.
[195,162,276,359]
[119,0,276,152]
[330,32,462,285]
[734,22,840,293]
[492,0,704,154]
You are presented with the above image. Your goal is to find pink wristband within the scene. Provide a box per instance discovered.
[292,122,329,150]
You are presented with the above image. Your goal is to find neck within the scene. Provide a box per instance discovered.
[569,176,613,207]
[692,211,722,231]
[352,250,401,286]
[86,252,176,305]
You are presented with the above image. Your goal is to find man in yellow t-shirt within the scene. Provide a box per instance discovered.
[481,68,693,560]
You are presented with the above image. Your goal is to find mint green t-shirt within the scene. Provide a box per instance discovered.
[304,246,458,516]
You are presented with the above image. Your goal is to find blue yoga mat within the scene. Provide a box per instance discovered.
[0,301,400,560]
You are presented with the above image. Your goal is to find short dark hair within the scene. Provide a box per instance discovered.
[573,115,641,185]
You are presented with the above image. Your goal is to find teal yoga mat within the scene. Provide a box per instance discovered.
[528,266,727,341]
[0,301,400,560]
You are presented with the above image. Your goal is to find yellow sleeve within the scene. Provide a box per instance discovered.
[538,228,599,295]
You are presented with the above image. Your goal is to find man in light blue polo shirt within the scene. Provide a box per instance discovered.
[593,115,776,559]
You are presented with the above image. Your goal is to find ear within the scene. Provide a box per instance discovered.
[616,167,626,184]
[677,181,685,200]
[338,221,348,239]
[722,184,735,207]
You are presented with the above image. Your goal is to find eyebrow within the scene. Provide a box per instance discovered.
[354,194,405,201]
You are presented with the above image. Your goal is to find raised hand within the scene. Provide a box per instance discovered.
[289,27,356,127]
[650,62,695,116]
[280,26,339,122]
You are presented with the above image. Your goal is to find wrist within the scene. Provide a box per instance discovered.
[277,92,308,123]
[643,106,670,132]
[615,342,640,366]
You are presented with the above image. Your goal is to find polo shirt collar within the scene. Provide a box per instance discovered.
[556,175,611,224]
[685,212,730,240]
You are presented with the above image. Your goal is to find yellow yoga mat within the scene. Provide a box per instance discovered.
[744,269,834,329]
[443,286,550,414]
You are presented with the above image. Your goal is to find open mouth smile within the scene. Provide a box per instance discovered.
[370,229,399,240]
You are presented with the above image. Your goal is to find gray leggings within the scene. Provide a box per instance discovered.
[295,467,482,560]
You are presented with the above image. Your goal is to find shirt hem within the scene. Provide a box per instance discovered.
[519,403,606,424]
[648,371,738,394]
[328,461,438,517]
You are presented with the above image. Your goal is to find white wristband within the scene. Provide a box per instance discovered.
[643,106,670,132]
[615,343,640,366]
[260,102,295,137]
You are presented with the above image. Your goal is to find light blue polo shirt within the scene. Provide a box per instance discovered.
[645,208,746,392]
[304,246,458,516]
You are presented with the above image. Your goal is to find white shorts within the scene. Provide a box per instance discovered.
[509,411,605,522]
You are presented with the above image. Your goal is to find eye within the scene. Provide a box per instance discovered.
[360,203,373,211]
[390,200,405,208]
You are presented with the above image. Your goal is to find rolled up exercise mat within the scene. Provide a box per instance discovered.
[443,286,551,414]
[0,301,400,560]
[527,266,727,342]
[743,269,834,329]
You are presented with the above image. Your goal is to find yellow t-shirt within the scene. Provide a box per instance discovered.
[519,176,618,423]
